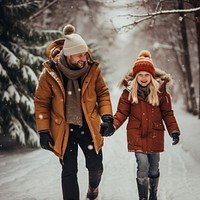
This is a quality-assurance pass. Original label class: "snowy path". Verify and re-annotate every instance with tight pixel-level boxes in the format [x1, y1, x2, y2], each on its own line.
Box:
[0, 100, 200, 200]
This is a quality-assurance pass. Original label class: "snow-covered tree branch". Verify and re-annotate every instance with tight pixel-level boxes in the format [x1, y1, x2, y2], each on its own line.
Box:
[116, 6, 200, 31]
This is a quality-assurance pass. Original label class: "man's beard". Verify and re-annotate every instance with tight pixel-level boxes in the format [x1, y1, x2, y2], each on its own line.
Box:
[68, 56, 86, 70]
[69, 61, 85, 70]
[76, 61, 85, 68]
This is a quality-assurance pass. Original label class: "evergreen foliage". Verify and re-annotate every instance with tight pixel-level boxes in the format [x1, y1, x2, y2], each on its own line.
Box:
[0, 0, 62, 149]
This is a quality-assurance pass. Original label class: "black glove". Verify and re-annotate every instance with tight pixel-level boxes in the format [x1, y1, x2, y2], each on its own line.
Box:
[39, 130, 54, 151]
[100, 115, 115, 137]
[171, 132, 180, 145]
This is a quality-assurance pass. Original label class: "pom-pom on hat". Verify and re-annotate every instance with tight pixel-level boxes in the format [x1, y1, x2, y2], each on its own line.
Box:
[63, 24, 88, 56]
[132, 50, 155, 78]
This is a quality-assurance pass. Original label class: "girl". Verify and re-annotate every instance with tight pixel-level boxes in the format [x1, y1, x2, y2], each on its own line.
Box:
[113, 50, 180, 200]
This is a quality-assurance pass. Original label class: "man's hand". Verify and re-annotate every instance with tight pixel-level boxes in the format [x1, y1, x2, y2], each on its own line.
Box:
[39, 130, 55, 151]
[100, 115, 115, 137]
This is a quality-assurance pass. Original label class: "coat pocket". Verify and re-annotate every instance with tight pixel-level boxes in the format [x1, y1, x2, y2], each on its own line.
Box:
[127, 120, 141, 129]
[127, 120, 142, 149]
[127, 129, 142, 149]
[152, 122, 165, 152]
[153, 122, 165, 131]
[50, 112, 63, 139]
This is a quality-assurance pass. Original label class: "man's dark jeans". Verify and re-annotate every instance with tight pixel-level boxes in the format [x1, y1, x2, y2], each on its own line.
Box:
[60, 123, 103, 200]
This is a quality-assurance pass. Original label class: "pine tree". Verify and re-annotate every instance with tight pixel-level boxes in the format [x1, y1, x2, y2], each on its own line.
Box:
[0, 0, 62, 149]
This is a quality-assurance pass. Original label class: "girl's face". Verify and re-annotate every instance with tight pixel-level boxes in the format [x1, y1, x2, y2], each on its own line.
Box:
[137, 71, 151, 87]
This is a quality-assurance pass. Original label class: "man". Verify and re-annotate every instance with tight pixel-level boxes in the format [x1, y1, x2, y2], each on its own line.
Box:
[34, 24, 115, 200]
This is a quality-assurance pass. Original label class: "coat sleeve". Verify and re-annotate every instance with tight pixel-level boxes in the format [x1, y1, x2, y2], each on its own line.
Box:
[159, 92, 180, 135]
[34, 70, 52, 131]
[95, 67, 113, 116]
[114, 89, 131, 129]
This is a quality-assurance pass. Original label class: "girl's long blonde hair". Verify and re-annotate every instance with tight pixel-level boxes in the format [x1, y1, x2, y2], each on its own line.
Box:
[128, 74, 160, 106]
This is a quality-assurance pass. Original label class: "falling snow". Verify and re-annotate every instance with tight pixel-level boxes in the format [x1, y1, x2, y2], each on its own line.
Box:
[81, 131, 85, 135]
[87, 145, 94, 150]
[38, 114, 43, 119]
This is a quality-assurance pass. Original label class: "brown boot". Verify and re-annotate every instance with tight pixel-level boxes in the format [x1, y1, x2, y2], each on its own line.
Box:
[86, 185, 99, 200]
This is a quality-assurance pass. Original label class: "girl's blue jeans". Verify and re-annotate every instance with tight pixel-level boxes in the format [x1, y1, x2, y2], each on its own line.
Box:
[135, 152, 160, 178]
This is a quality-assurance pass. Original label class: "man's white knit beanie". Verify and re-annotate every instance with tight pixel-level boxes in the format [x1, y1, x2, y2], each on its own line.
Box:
[63, 24, 88, 56]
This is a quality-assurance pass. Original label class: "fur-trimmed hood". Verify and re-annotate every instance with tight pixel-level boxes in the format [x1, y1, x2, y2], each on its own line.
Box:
[155, 67, 173, 85]
[119, 67, 173, 91]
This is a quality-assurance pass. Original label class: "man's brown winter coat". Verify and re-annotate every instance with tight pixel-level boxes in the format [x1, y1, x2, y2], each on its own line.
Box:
[114, 68, 180, 153]
[34, 39, 113, 159]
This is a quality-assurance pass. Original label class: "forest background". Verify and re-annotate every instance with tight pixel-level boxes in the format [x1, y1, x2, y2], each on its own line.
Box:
[0, 0, 200, 149]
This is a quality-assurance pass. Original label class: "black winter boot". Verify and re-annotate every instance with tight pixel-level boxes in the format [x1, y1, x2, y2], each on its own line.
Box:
[149, 177, 159, 200]
[86, 186, 99, 200]
[86, 169, 103, 200]
[136, 177, 148, 200]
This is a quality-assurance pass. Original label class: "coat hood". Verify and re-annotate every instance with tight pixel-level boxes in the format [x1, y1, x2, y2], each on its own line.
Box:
[45, 38, 65, 63]
[119, 67, 173, 91]
[155, 67, 173, 85]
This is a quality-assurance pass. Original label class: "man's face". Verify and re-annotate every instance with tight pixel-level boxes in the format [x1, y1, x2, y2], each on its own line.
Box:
[67, 52, 87, 69]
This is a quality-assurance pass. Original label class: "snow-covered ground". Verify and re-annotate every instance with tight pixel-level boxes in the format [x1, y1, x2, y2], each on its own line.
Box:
[0, 89, 200, 200]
